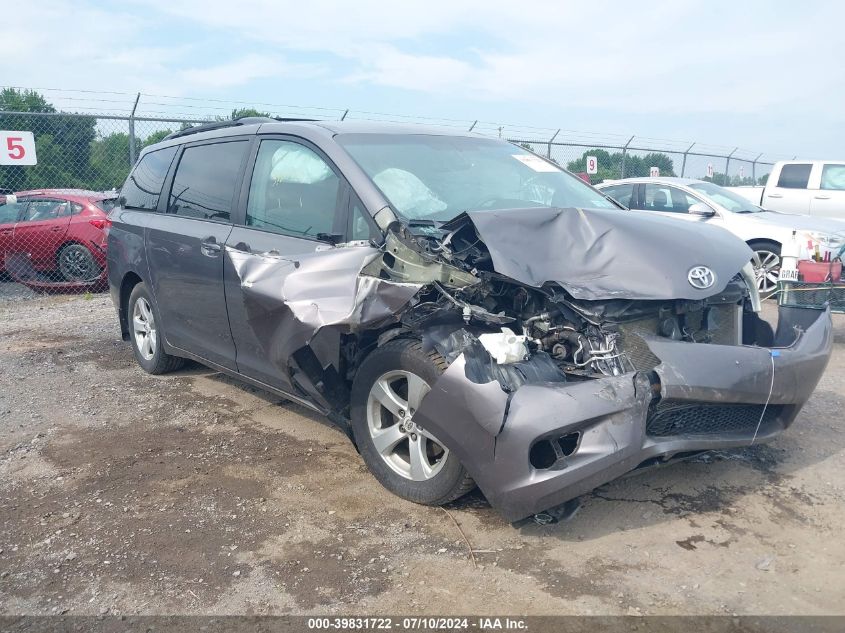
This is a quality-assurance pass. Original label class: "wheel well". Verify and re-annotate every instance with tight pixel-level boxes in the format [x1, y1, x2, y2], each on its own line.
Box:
[344, 327, 415, 373]
[119, 272, 143, 340]
[746, 239, 782, 252]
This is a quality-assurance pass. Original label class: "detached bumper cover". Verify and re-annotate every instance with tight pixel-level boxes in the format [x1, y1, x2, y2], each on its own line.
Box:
[414, 306, 832, 522]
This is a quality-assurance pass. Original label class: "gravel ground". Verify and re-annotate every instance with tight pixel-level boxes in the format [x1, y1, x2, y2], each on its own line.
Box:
[1, 281, 844, 616]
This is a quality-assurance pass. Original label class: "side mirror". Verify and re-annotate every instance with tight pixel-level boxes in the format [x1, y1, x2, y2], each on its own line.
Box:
[688, 202, 715, 217]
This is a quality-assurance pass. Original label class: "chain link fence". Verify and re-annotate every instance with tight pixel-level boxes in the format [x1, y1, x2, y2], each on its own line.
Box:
[513, 138, 774, 186]
[1, 91, 790, 297]
[0, 110, 203, 297]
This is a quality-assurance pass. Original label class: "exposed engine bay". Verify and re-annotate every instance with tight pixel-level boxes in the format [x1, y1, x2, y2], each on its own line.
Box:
[363, 214, 766, 385]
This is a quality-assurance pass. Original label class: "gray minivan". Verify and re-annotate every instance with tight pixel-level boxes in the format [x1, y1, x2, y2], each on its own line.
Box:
[108, 119, 831, 523]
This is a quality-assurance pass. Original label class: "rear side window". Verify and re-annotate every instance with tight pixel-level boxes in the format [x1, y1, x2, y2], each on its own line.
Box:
[21, 199, 71, 221]
[601, 184, 635, 207]
[776, 164, 812, 189]
[121, 147, 177, 210]
[167, 141, 248, 221]
[821, 164, 845, 191]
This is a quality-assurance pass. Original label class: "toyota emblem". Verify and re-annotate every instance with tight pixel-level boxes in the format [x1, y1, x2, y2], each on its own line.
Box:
[688, 265, 716, 289]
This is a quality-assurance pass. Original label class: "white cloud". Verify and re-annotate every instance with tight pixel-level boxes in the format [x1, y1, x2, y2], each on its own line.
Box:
[2, 0, 843, 140]
[180, 54, 321, 89]
[128, 0, 845, 118]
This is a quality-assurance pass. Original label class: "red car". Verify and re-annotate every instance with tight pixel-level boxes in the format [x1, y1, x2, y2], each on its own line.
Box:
[0, 189, 116, 285]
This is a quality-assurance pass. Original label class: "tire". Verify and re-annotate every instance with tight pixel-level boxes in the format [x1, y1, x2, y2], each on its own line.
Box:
[350, 338, 475, 506]
[127, 282, 184, 375]
[748, 240, 781, 294]
[57, 243, 100, 282]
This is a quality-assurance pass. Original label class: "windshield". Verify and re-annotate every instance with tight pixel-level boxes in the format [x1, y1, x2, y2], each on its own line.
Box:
[688, 181, 763, 213]
[337, 134, 618, 222]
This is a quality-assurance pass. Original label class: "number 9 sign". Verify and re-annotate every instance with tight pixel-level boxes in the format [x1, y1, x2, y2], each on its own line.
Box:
[0, 131, 37, 166]
[586, 155, 598, 175]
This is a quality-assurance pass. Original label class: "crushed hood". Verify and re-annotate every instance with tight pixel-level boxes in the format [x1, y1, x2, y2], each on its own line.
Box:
[465, 207, 754, 301]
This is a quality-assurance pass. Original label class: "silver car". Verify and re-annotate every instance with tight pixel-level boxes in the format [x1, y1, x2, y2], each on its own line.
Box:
[598, 177, 845, 293]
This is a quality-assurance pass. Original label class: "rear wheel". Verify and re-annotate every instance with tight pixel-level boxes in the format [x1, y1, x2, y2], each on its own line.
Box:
[350, 339, 474, 505]
[749, 240, 781, 294]
[128, 282, 184, 374]
[57, 243, 100, 282]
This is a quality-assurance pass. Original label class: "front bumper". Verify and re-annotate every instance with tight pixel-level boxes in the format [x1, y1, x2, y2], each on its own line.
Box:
[414, 305, 832, 522]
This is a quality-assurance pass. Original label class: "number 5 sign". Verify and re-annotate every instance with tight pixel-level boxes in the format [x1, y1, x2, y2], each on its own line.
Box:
[0, 131, 37, 166]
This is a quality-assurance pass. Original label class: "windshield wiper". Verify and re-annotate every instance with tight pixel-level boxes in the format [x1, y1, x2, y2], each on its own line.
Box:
[406, 218, 441, 227]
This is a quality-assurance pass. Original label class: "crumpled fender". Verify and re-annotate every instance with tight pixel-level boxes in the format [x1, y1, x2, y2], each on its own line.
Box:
[226, 245, 423, 409]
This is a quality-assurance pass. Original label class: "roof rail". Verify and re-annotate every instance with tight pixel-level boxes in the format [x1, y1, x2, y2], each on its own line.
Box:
[161, 116, 318, 142]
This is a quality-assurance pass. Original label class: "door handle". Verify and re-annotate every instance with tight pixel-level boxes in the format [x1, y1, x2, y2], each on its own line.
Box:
[200, 237, 222, 257]
[814, 195, 831, 200]
[50, 226, 63, 232]
[767, 194, 783, 198]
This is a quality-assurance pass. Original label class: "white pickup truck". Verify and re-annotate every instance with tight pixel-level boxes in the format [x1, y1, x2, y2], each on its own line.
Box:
[728, 160, 845, 217]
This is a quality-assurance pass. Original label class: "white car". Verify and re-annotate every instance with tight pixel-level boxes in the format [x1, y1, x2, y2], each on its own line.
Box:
[597, 177, 845, 293]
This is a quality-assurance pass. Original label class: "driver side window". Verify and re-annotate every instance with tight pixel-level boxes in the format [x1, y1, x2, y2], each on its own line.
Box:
[246, 140, 341, 239]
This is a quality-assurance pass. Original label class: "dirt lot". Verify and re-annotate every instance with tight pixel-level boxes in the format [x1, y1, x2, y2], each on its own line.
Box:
[1, 284, 844, 616]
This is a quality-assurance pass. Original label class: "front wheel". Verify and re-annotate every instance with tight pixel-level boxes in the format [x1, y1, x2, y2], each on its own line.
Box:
[350, 339, 475, 506]
[749, 241, 781, 294]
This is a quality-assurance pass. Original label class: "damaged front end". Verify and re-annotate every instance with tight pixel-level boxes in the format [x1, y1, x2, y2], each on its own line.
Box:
[228, 205, 833, 523]
[351, 207, 832, 522]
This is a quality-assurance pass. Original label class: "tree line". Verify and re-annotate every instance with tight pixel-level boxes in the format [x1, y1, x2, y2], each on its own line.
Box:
[0, 88, 183, 192]
[565, 148, 768, 186]
[0, 89, 273, 193]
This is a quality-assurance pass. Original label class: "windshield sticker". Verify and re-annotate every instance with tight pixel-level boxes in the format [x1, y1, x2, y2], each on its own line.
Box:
[512, 154, 560, 173]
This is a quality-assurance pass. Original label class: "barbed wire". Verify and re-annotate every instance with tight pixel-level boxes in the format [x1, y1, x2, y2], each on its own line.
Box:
[0, 85, 796, 162]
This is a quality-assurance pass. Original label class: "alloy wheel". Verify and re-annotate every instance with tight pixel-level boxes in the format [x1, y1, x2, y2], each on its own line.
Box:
[751, 249, 780, 294]
[58, 245, 98, 281]
[365, 370, 448, 481]
[132, 297, 157, 361]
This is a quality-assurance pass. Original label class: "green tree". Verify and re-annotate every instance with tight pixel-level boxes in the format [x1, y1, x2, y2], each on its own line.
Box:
[640, 152, 676, 178]
[703, 172, 766, 187]
[89, 132, 131, 190]
[566, 149, 676, 184]
[230, 107, 272, 119]
[142, 128, 174, 148]
[211, 107, 273, 123]
[0, 88, 97, 190]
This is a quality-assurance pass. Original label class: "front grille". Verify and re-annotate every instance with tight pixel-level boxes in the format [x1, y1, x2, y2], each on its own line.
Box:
[617, 305, 742, 371]
[684, 304, 741, 346]
[617, 318, 662, 371]
[646, 400, 784, 437]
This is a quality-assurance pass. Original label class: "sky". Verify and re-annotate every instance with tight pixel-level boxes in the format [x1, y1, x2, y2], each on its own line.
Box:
[1, 0, 843, 160]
